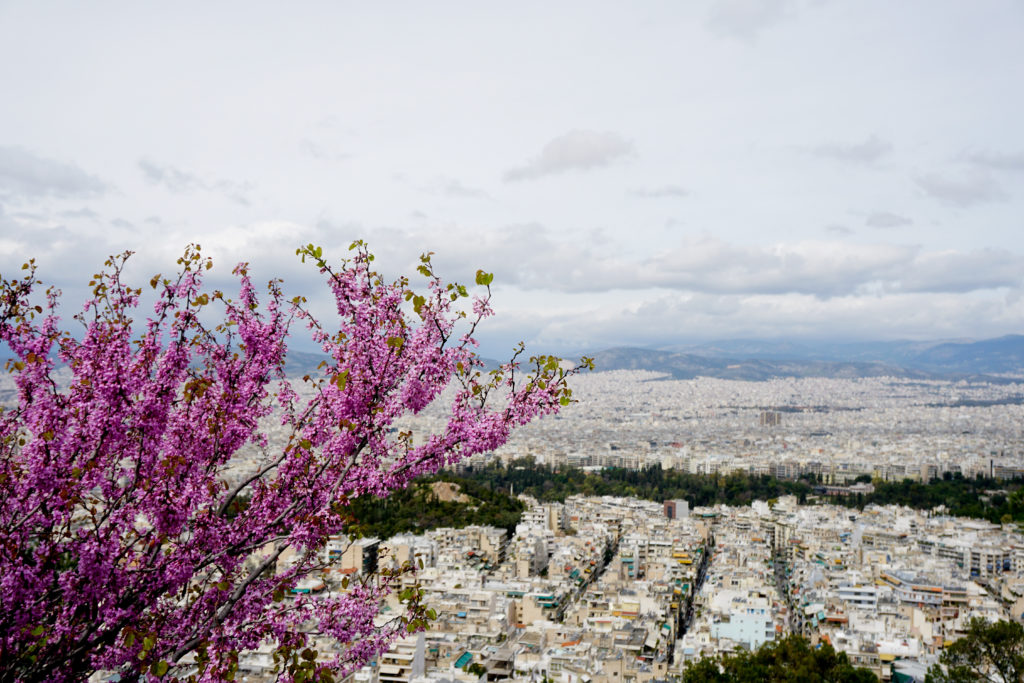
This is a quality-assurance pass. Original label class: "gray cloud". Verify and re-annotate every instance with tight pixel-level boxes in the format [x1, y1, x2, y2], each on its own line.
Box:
[441, 179, 491, 200]
[865, 212, 912, 229]
[528, 288, 1024, 352]
[298, 138, 350, 162]
[895, 248, 1023, 293]
[964, 150, 1024, 172]
[353, 225, 1021, 300]
[138, 158, 253, 205]
[0, 208, 109, 288]
[59, 207, 100, 220]
[138, 158, 207, 193]
[504, 130, 633, 182]
[641, 239, 916, 297]
[811, 135, 892, 164]
[915, 171, 1005, 207]
[707, 0, 792, 41]
[631, 185, 689, 199]
[6, 212, 1023, 356]
[639, 241, 1021, 297]
[10, 213, 1018, 305]
[0, 145, 107, 200]
[825, 224, 853, 235]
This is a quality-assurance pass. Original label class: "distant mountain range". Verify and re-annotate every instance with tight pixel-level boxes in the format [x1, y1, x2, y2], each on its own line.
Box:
[10, 336, 1021, 389]
[281, 335, 1024, 381]
[586, 335, 1024, 381]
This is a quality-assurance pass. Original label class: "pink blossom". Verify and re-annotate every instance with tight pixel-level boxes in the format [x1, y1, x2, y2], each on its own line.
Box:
[0, 245, 590, 682]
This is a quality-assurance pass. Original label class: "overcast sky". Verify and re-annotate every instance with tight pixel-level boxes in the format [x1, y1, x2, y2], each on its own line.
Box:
[1, 1, 1023, 356]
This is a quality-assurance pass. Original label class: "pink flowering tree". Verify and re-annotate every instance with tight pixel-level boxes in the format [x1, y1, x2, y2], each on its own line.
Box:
[0, 243, 590, 683]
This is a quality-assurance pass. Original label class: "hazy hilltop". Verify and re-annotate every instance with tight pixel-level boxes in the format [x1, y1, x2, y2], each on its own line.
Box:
[587, 335, 1024, 381]
[586, 347, 926, 382]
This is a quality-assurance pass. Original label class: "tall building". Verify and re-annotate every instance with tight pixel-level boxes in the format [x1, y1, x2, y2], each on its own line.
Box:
[664, 499, 689, 519]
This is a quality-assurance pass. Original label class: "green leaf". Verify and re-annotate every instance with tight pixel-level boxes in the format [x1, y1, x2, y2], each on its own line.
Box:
[152, 660, 169, 676]
[475, 270, 493, 286]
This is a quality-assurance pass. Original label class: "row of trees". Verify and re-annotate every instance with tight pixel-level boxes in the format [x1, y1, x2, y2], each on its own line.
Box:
[316, 464, 1024, 543]
[455, 458, 813, 505]
[831, 473, 1024, 524]
[681, 635, 876, 682]
[345, 476, 526, 538]
[449, 460, 1024, 525]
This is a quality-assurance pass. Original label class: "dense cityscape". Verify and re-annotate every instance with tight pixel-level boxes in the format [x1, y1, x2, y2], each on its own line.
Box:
[458, 370, 1024, 482]
[212, 369, 1024, 681]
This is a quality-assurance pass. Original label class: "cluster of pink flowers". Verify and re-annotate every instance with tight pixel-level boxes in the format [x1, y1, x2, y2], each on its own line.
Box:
[0, 244, 589, 682]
